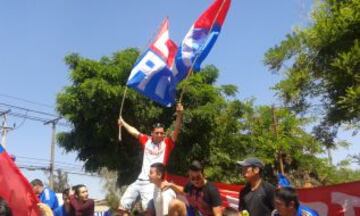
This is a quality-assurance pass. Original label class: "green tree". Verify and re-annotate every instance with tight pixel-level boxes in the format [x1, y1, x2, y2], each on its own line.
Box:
[238, 105, 327, 186]
[57, 48, 356, 187]
[264, 0, 360, 128]
[56, 48, 248, 185]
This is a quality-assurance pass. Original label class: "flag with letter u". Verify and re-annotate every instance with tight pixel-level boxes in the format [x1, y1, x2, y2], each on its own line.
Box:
[0, 144, 41, 216]
[127, 18, 178, 107]
[174, 0, 231, 82]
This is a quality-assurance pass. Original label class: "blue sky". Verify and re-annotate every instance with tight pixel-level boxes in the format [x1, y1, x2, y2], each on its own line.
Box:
[0, 0, 358, 199]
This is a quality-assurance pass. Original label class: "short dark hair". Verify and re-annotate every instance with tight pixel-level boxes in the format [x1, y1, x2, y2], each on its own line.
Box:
[30, 179, 44, 187]
[189, 160, 204, 173]
[150, 162, 166, 180]
[152, 123, 165, 130]
[275, 187, 300, 210]
[72, 184, 86, 196]
[0, 197, 12, 216]
[223, 207, 239, 216]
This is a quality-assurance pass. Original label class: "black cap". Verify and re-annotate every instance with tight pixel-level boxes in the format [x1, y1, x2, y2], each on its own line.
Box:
[189, 160, 203, 172]
[236, 157, 264, 168]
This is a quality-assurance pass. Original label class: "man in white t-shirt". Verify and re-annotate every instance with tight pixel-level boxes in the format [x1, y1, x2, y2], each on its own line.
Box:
[149, 162, 176, 216]
[117, 103, 183, 215]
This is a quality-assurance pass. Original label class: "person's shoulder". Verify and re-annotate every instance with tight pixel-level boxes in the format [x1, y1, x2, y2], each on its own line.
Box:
[45, 187, 57, 195]
[87, 198, 95, 204]
[163, 188, 176, 198]
[299, 205, 319, 216]
[270, 209, 280, 216]
[240, 183, 251, 193]
[204, 181, 218, 190]
[261, 181, 276, 190]
[53, 206, 63, 214]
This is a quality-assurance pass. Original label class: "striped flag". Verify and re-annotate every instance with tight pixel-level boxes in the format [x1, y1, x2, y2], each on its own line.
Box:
[127, 18, 178, 107]
[174, 0, 231, 81]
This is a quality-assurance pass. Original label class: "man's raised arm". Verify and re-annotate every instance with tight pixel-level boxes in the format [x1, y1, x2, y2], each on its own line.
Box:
[171, 103, 184, 142]
[118, 117, 141, 139]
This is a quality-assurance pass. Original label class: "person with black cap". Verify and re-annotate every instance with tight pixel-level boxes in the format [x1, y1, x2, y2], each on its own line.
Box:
[237, 157, 276, 216]
[164, 160, 222, 216]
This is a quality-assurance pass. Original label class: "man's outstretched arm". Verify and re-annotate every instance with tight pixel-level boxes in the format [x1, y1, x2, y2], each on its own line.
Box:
[171, 103, 184, 142]
[118, 117, 141, 139]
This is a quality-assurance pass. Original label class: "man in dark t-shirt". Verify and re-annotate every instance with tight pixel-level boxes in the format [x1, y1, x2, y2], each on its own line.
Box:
[165, 160, 222, 216]
[237, 157, 276, 216]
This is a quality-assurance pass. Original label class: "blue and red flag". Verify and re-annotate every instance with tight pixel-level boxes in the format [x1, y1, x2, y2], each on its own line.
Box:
[0, 144, 41, 216]
[174, 0, 231, 81]
[127, 18, 178, 107]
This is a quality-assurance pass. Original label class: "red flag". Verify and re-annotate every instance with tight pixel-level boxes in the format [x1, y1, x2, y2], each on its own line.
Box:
[0, 144, 41, 216]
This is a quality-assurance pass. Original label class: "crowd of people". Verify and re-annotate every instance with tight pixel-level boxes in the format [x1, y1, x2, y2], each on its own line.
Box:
[1, 103, 320, 216]
[33, 180, 94, 216]
[114, 103, 319, 216]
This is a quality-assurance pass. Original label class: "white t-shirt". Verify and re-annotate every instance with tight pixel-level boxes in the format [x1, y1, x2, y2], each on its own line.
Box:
[153, 186, 176, 216]
[137, 134, 174, 180]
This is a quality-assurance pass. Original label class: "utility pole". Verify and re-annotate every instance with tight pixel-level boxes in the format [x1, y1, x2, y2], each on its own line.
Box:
[44, 117, 61, 189]
[0, 110, 13, 149]
[272, 105, 285, 175]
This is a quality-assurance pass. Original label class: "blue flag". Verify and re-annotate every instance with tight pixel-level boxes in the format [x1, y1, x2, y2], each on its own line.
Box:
[127, 18, 178, 107]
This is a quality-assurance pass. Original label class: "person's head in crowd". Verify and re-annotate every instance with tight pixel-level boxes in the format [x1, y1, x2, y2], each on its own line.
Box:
[151, 123, 165, 144]
[37, 203, 53, 216]
[274, 187, 300, 216]
[0, 197, 12, 216]
[223, 207, 239, 216]
[62, 188, 71, 207]
[188, 160, 206, 188]
[237, 157, 264, 183]
[31, 179, 45, 196]
[73, 184, 89, 202]
[149, 162, 166, 185]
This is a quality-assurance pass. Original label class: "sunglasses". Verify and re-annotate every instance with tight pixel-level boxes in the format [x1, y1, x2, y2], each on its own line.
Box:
[190, 175, 202, 181]
[153, 132, 164, 135]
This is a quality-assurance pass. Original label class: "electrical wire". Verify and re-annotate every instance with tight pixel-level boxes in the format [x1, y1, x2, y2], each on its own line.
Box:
[0, 93, 54, 109]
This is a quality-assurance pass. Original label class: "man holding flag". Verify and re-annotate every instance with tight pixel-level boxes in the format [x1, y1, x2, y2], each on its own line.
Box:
[117, 103, 183, 214]
[119, 0, 231, 212]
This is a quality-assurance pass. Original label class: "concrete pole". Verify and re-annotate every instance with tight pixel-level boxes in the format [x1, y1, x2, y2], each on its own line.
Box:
[0, 110, 12, 149]
[44, 117, 61, 189]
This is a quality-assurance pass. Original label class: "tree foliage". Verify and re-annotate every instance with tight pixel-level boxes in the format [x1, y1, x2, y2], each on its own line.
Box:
[264, 0, 360, 128]
[57, 48, 358, 187]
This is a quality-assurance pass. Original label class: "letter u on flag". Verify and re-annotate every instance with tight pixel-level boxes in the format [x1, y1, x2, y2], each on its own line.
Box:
[127, 18, 178, 107]
[0, 144, 41, 216]
[174, 0, 231, 82]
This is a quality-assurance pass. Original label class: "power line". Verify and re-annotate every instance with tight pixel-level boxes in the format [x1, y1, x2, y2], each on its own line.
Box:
[0, 102, 58, 117]
[17, 164, 101, 177]
[0, 108, 71, 128]
[0, 93, 54, 109]
[15, 159, 83, 171]
[15, 155, 82, 167]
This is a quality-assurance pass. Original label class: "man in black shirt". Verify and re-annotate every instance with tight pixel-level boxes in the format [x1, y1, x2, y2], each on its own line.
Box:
[237, 157, 276, 216]
[165, 160, 222, 216]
